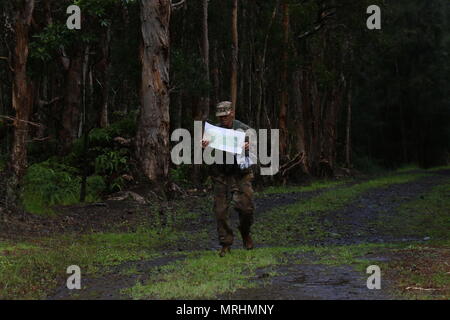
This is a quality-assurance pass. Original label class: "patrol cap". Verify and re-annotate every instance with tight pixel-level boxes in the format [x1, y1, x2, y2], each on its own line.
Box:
[215, 101, 233, 117]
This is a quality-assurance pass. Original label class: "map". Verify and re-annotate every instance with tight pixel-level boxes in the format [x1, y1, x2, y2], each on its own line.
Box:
[203, 122, 246, 155]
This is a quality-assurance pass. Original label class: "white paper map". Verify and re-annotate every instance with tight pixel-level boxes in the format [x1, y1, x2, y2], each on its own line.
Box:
[203, 122, 246, 155]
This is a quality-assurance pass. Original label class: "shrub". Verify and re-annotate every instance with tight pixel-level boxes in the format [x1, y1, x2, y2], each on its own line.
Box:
[170, 165, 190, 185]
[22, 161, 103, 215]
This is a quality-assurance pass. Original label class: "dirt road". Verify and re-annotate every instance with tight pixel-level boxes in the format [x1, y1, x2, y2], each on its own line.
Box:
[45, 169, 450, 300]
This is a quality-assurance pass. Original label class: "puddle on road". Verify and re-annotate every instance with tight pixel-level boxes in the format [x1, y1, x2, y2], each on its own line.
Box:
[219, 262, 395, 300]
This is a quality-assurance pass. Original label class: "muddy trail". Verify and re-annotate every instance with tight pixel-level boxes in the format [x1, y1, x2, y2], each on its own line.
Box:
[46, 169, 449, 300]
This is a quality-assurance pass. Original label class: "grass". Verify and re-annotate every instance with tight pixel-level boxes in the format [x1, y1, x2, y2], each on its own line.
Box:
[1, 169, 446, 300]
[22, 191, 100, 216]
[309, 243, 394, 269]
[253, 172, 429, 245]
[394, 164, 421, 173]
[379, 179, 450, 239]
[382, 241, 450, 299]
[258, 179, 348, 196]
[0, 226, 187, 299]
[427, 165, 450, 172]
[124, 241, 449, 300]
[125, 247, 294, 300]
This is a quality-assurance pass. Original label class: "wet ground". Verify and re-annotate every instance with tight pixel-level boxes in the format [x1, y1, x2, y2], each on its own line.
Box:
[219, 262, 392, 300]
[49, 254, 185, 300]
[44, 169, 450, 300]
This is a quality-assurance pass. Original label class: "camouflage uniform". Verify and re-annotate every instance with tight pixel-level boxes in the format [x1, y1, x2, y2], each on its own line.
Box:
[210, 119, 256, 247]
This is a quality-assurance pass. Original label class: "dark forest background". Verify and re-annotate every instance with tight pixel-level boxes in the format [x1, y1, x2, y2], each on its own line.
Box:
[0, 0, 449, 213]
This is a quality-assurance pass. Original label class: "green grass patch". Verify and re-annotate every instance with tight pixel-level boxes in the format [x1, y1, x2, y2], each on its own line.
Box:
[124, 247, 295, 300]
[394, 164, 421, 173]
[253, 173, 429, 245]
[379, 179, 450, 240]
[309, 243, 398, 272]
[258, 179, 348, 196]
[119, 265, 142, 277]
[427, 165, 450, 172]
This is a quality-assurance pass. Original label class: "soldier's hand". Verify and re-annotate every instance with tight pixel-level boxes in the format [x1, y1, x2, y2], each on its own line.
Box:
[202, 140, 210, 148]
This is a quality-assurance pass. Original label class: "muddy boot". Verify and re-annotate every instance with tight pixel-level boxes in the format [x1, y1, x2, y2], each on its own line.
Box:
[219, 245, 231, 257]
[242, 234, 254, 250]
[239, 225, 254, 250]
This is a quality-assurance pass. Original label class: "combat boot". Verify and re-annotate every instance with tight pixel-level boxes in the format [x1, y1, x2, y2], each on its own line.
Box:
[242, 233, 254, 250]
[219, 245, 231, 257]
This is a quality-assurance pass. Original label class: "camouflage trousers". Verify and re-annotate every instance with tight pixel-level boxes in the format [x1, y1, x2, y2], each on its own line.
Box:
[212, 172, 255, 246]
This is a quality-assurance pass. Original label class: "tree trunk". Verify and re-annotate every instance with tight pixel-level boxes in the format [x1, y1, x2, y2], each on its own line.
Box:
[60, 55, 82, 153]
[230, 0, 238, 110]
[345, 80, 352, 168]
[7, 0, 35, 205]
[293, 69, 310, 174]
[135, 0, 171, 185]
[200, 0, 210, 120]
[98, 26, 111, 128]
[256, 0, 279, 129]
[211, 40, 220, 106]
[279, 1, 289, 158]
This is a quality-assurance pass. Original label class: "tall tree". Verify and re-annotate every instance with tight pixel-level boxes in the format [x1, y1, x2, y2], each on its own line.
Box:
[7, 0, 35, 205]
[230, 0, 238, 109]
[279, 0, 289, 158]
[135, 0, 171, 185]
[200, 0, 210, 121]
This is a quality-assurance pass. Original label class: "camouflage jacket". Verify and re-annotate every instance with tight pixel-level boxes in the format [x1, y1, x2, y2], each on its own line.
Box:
[209, 120, 256, 176]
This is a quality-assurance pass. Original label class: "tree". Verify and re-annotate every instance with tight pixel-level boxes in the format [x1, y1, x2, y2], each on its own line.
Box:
[135, 0, 171, 185]
[230, 0, 238, 109]
[278, 0, 289, 159]
[6, 0, 36, 205]
[200, 0, 210, 121]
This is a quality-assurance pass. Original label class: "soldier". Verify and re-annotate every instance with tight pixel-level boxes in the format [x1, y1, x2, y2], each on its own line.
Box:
[202, 101, 256, 257]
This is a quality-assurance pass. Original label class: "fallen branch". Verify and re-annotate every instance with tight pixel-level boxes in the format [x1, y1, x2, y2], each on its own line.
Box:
[38, 96, 61, 107]
[0, 115, 43, 128]
[280, 152, 308, 176]
[405, 286, 440, 291]
[26, 136, 51, 142]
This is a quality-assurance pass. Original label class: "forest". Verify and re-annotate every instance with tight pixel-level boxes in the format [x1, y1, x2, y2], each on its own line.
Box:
[0, 0, 449, 301]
